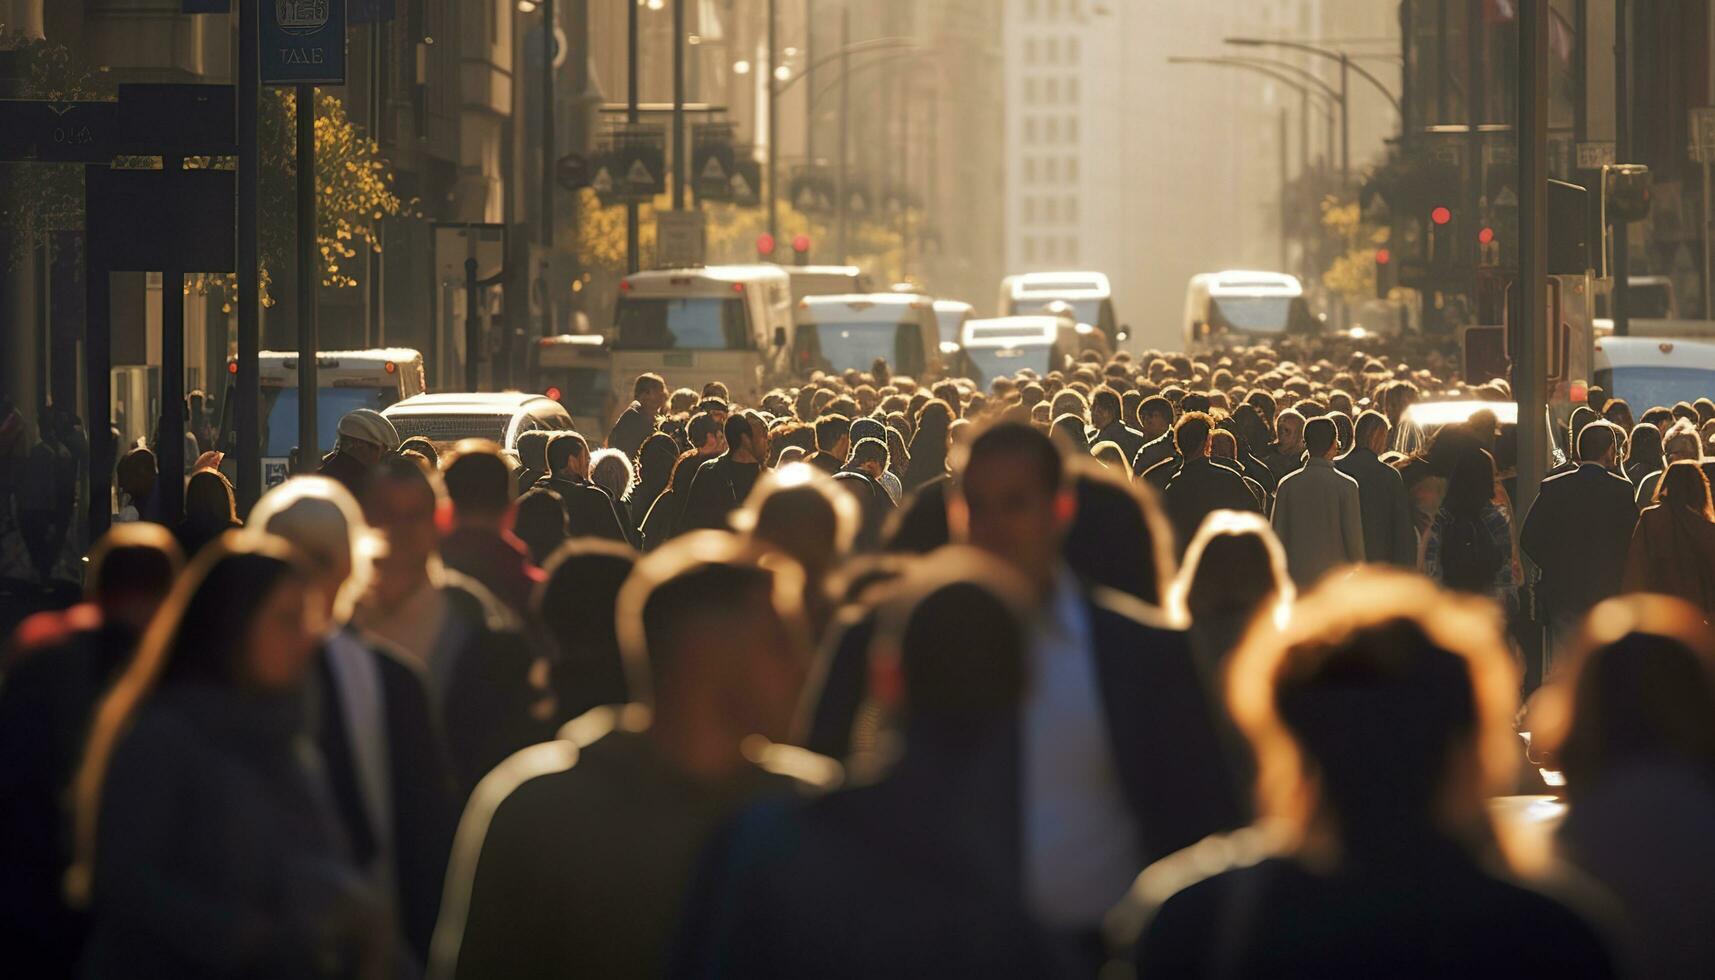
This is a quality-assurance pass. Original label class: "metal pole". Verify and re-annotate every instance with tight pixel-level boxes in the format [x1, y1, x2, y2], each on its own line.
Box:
[296, 85, 319, 471]
[1280, 108, 1290, 271]
[1339, 51, 1350, 183]
[672, 0, 685, 210]
[624, 0, 637, 274]
[1518, 0, 1549, 590]
[543, 0, 557, 336]
[836, 2, 850, 261]
[805, 0, 816, 167]
[1400, 0, 1413, 148]
[465, 257, 481, 390]
[369, 21, 385, 346]
[767, 0, 779, 250]
[1614, 0, 1631, 337]
[1299, 85, 1309, 173]
[160, 157, 186, 524]
[237, 0, 261, 513]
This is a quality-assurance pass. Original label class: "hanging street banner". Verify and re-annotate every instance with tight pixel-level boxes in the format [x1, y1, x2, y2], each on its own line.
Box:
[790, 166, 836, 216]
[591, 124, 666, 204]
[729, 156, 762, 208]
[261, 0, 349, 87]
[692, 123, 736, 202]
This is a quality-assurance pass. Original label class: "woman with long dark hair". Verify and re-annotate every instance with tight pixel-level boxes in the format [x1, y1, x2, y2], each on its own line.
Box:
[174, 468, 241, 558]
[1623, 460, 1715, 612]
[1625, 422, 1666, 488]
[1424, 447, 1517, 608]
[69, 534, 389, 978]
[626, 432, 680, 528]
[903, 399, 954, 493]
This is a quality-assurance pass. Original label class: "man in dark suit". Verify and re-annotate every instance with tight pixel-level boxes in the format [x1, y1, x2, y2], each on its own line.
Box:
[1160, 413, 1265, 556]
[607, 372, 668, 459]
[1520, 422, 1638, 669]
[948, 422, 1245, 967]
[1129, 396, 1177, 477]
[533, 432, 631, 543]
[1337, 410, 1419, 567]
[1091, 387, 1146, 462]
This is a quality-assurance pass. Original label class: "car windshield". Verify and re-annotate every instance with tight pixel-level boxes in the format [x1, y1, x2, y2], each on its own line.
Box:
[614, 296, 751, 350]
[1210, 296, 1295, 332]
[1596, 366, 1715, 413]
[262, 386, 398, 457]
[934, 311, 967, 345]
[966, 344, 1052, 386]
[796, 321, 925, 376]
[1019, 298, 1100, 325]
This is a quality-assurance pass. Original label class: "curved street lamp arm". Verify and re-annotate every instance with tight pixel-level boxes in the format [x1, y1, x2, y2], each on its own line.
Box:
[1224, 37, 1402, 114]
[1166, 56, 1340, 109]
[772, 37, 924, 97]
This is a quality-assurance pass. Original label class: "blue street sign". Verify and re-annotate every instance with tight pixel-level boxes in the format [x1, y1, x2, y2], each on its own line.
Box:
[261, 0, 348, 86]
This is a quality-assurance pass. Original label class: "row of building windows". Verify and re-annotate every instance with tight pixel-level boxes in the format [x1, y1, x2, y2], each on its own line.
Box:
[1021, 196, 1080, 224]
[1021, 0, 1083, 20]
[1021, 156, 1080, 183]
[1022, 36, 1082, 66]
[1022, 75, 1080, 106]
[1021, 235, 1080, 263]
[1021, 115, 1081, 144]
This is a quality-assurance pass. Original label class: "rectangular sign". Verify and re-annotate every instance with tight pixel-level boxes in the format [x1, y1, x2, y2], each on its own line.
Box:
[261, 0, 348, 86]
[0, 100, 118, 162]
[1576, 140, 1616, 170]
[656, 210, 706, 268]
[86, 167, 237, 273]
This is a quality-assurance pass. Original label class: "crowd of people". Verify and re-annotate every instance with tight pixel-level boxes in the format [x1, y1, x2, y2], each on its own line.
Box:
[4, 339, 1715, 978]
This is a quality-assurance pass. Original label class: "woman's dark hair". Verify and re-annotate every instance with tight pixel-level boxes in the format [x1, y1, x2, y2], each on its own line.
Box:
[1443, 447, 1497, 518]
[884, 475, 951, 554]
[632, 432, 680, 503]
[894, 576, 1028, 729]
[1656, 459, 1715, 519]
[183, 469, 238, 527]
[1066, 467, 1172, 605]
[1627, 423, 1664, 478]
[513, 487, 568, 566]
[1182, 516, 1288, 623]
[536, 540, 638, 721]
[1051, 413, 1091, 454]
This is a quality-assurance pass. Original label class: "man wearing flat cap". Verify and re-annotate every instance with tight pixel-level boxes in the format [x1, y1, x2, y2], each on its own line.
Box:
[321, 408, 401, 497]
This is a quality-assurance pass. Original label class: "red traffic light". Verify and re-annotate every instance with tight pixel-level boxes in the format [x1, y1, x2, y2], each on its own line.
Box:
[1430, 205, 1453, 226]
[1375, 247, 1391, 266]
[792, 234, 811, 254]
[1478, 226, 1496, 245]
[756, 233, 777, 257]
[545, 386, 562, 402]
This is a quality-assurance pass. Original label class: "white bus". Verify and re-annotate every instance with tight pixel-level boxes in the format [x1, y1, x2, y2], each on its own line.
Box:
[794, 294, 943, 381]
[959, 316, 1081, 388]
[532, 334, 616, 440]
[997, 271, 1120, 347]
[785, 265, 872, 305]
[1594, 336, 1715, 411]
[1183, 270, 1319, 349]
[609, 265, 794, 405]
[222, 348, 426, 487]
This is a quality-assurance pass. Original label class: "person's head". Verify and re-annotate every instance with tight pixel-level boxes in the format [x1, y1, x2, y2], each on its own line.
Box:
[849, 437, 890, 481]
[361, 455, 444, 586]
[1576, 419, 1619, 468]
[442, 440, 515, 527]
[1627, 422, 1664, 472]
[547, 431, 591, 479]
[1229, 570, 1518, 858]
[633, 372, 669, 415]
[84, 523, 184, 638]
[615, 531, 810, 748]
[1065, 464, 1173, 606]
[1444, 447, 1498, 517]
[589, 448, 634, 500]
[702, 381, 730, 402]
[912, 399, 955, 453]
[116, 446, 158, 502]
[513, 487, 568, 565]
[1663, 418, 1703, 464]
[1303, 417, 1338, 460]
[814, 413, 852, 458]
[635, 432, 681, 488]
[688, 411, 725, 456]
[1174, 411, 1214, 459]
[335, 409, 400, 466]
[950, 422, 1070, 597]
[1090, 387, 1123, 430]
[1536, 595, 1715, 799]
[1654, 459, 1715, 518]
[514, 429, 552, 475]
[1642, 405, 1675, 433]
[1353, 410, 1391, 455]
[668, 387, 699, 415]
[1466, 409, 1499, 449]
[1174, 510, 1293, 627]
[1275, 408, 1306, 452]
[397, 436, 440, 470]
[250, 476, 372, 623]
[183, 469, 237, 528]
[1604, 397, 1635, 431]
[1050, 413, 1090, 455]
[723, 411, 758, 462]
[1208, 428, 1238, 461]
[536, 539, 638, 717]
[737, 463, 858, 583]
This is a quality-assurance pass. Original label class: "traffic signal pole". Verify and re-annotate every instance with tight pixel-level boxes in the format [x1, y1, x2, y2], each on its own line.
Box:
[1614, 0, 1631, 337]
[626, 0, 640, 274]
[1517, 0, 1549, 525]
[237, 0, 261, 514]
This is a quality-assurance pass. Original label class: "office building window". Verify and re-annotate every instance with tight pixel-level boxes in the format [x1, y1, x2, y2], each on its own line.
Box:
[1045, 157, 1059, 180]
[1023, 237, 1037, 261]
[1066, 77, 1079, 102]
[1064, 238, 1079, 261]
[1024, 157, 1038, 182]
[1024, 39, 1038, 64]
[1024, 117, 1038, 143]
[1024, 77, 1038, 103]
[1045, 197, 1058, 221]
[1045, 37, 1059, 64]
[1045, 236, 1060, 260]
[1067, 37, 1080, 63]
[1067, 117, 1079, 141]
[1025, 0, 1039, 17]
[1067, 157, 1079, 180]
[1045, 117, 1059, 141]
[1066, 197, 1078, 222]
[1023, 197, 1037, 222]
[1045, 77, 1059, 103]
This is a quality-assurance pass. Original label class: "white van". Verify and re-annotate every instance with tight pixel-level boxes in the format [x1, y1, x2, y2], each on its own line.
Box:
[1183, 270, 1318, 349]
[382, 392, 573, 454]
[959, 316, 1080, 388]
[1594, 336, 1715, 411]
[785, 265, 872, 304]
[532, 334, 616, 440]
[222, 348, 426, 487]
[609, 265, 793, 405]
[794, 294, 943, 381]
[997, 271, 1120, 346]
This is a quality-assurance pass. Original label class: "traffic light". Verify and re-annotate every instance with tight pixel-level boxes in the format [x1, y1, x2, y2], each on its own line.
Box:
[1375, 246, 1394, 300]
[755, 232, 776, 259]
[1602, 164, 1651, 224]
[791, 234, 811, 266]
[1428, 203, 1459, 271]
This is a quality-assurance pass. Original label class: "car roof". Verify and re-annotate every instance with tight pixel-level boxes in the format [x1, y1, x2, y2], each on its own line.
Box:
[256, 348, 424, 363]
[625, 264, 788, 284]
[384, 392, 559, 414]
[1399, 399, 1519, 427]
[933, 299, 974, 314]
[801, 293, 930, 308]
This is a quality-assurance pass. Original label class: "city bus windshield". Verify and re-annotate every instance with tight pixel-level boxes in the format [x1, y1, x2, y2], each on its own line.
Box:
[965, 344, 1052, 387]
[262, 386, 399, 457]
[614, 297, 751, 350]
[795, 321, 925, 376]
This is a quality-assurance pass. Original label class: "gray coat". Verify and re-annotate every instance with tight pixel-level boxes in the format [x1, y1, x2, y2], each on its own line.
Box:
[1336, 448, 1419, 567]
[1271, 458, 1366, 585]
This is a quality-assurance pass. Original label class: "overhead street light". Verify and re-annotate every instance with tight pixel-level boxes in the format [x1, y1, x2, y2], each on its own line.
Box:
[1225, 36, 1404, 184]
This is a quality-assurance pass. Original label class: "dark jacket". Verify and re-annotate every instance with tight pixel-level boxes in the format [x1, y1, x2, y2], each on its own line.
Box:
[439, 526, 541, 617]
[533, 473, 630, 544]
[314, 632, 461, 962]
[1336, 447, 1419, 567]
[318, 448, 372, 498]
[606, 403, 657, 460]
[1161, 457, 1266, 555]
[1131, 430, 1176, 477]
[1520, 463, 1637, 620]
[1622, 504, 1715, 612]
[678, 454, 763, 534]
[1095, 420, 1147, 463]
[1261, 444, 1305, 485]
[82, 684, 384, 979]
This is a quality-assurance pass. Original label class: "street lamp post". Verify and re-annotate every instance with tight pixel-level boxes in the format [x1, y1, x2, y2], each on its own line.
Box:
[767, 0, 779, 252]
[1225, 36, 1405, 185]
[627, 0, 639, 274]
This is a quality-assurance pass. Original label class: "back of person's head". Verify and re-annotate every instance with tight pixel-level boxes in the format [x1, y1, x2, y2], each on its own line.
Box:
[686, 411, 722, 451]
[959, 420, 1064, 495]
[1091, 387, 1122, 422]
[633, 372, 666, 400]
[1628, 422, 1664, 467]
[1139, 395, 1173, 429]
[723, 412, 753, 453]
[884, 476, 952, 554]
[1353, 409, 1389, 450]
[442, 440, 514, 518]
[702, 381, 730, 401]
[514, 429, 552, 474]
[84, 523, 184, 634]
[1655, 459, 1715, 517]
[536, 539, 638, 717]
[1174, 412, 1213, 457]
[1663, 418, 1703, 462]
[1444, 447, 1497, 517]
[1051, 413, 1090, 453]
[1303, 416, 1338, 457]
[589, 448, 634, 499]
[1181, 392, 1212, 415]
[1228, 570, 1517, 854]
[248, 475, 372, 621]
[513, 487, 568, 564]
[815, 413, 852, 453]
[1541, 595, 1715, 797]
[850, 437, 889, 470]
[735, 463, 857, 578]
[1577, 419, 1618, 463]
[183, 469, 237, 526]
[546, 431, 590, 473]
[397, 436, 439, 470]
[1175, 510, 1292, 625]
[1066, 464, 1173, 605]
[116, 446, 158, 499]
